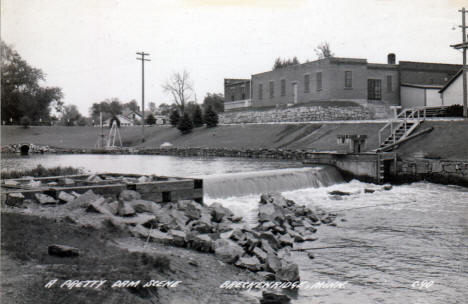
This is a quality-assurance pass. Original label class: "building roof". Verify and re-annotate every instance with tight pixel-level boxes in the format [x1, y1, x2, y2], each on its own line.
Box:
[399, 61, 461, 72]
[439, 68, 463, 93]
[401, 83, 444, 89]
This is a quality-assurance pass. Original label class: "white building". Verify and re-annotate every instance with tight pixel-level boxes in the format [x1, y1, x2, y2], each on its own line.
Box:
[400, 84, 443, 108]
[439, 69, 466, 106]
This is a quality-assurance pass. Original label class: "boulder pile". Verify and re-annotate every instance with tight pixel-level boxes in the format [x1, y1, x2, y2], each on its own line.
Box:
[4, 189, 336, 283]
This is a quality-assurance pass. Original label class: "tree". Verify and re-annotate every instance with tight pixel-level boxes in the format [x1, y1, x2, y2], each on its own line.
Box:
[169, 110, 180, 127]
[314, 42, 334, 59]
[192, 104, 204, 127]
[177, 113, 193, 134]
[61, 104, 83, 126]
[1, 41, 63, 123]
[272, 56, 300, 70]
[146, 113, 156, 125]
[123, 99, 139, 112]
[20, 116, 31, 128]
[148, 102, 157, 114]
[203, 93, 224, 113]
[158, 103, 177, 116]
[204, 105, 218, 128]
[162, 70, 194, 115]
[89, 98, 123, 121]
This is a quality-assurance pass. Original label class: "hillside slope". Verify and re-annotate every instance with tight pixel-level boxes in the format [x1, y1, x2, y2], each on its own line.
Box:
[1, 120, 467, 159]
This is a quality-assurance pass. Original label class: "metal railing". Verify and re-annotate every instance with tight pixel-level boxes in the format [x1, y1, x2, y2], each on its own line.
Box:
[378, 107, 426, 147]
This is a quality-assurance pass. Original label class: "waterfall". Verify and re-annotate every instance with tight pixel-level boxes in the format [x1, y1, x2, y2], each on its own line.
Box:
[203, 166, 344, 198]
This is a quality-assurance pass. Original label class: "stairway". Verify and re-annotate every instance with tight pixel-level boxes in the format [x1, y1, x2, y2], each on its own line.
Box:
[377, 108, 425, 152]
[379, 121, 417, 148]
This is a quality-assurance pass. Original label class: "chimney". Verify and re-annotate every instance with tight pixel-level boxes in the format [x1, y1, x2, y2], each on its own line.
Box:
[387, 53, 396, 65]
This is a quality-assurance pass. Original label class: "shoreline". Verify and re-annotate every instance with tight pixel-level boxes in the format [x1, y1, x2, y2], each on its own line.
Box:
[2, 146, 467, 188]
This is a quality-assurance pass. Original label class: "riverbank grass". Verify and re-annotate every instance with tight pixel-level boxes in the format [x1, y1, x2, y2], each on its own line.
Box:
[1, 165, 83, 179]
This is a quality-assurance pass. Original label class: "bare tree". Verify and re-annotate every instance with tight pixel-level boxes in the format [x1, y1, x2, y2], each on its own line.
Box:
[314, 42, 334, 59]
[162, 70, 194, 115]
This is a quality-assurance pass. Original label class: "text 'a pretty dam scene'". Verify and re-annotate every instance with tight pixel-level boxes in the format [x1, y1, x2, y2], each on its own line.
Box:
[1, 1, 467, 304]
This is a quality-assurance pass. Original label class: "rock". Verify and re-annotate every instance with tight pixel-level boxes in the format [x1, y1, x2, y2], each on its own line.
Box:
[259, 231, 280, 250]
[169, 230, 186, 247]
[328, 190, 351, 196]
[119, 190, 141, 201]
[58, 191, 76, 203]
[235, 255, 261, 271]
[137, 176, 149, 183]
[48, 244, 79, 257]
[261, 221, 276, 230]
[257, 271, 276, 281]
[229, 229, 246, 242]
[62, 178, 75, 185]
[86, 174, 103, 182]
[260, 291, 291, 304]
[4, 180, 19, 186]
[184, 201, 202, 220]
[188, 259, 198, 266]
[111, 213, 155, 226]
[215, 222, 233, 233]
[130, 225, 173, 244]
[107, 200, 119, 215]
[27, 180, 42, 188]
[67, 190, 100, 208]
[6, 192, 24, 207]
[35, 193, 57, 205]
[279, 234, 294, 247]
[253, 247, 268, 263]
[209, 202, 234, 222]
[128, 199, 159, 213]
[276, 262, 300, 282]
[47, 182, 58, 186]
[382, 185, 393, 191]
[260, 193, 289, 208]
[231, 216, 243, 223]
[189, 234, 213, 253]
[364, 188, 375, 193]
[261, 239, 276, 255]
[329, 195, 344, 201]
[215, 244, 244, 263]
[307, 252, 315, 259]
[266, 254, 282, 273]
[117, 200, 136, 217]
[169, 209, 189, 230]
[86, 197, 113, 215]
[212, 238, 231, 250]
[258, 203, 284, 224]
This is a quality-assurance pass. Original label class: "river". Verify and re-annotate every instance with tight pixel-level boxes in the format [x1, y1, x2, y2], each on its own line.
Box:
[2, 154, 467, 304]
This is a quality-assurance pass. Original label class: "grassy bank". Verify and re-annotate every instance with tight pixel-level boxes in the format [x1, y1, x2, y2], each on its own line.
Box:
[2, 120, 467, 160]
[1, 165, 82, 179]
[1, 212, 258, 304]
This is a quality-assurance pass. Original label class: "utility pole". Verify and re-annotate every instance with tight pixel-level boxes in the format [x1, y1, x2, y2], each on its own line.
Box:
[452, 8, 468, 117]
[136, 51, 151, 142]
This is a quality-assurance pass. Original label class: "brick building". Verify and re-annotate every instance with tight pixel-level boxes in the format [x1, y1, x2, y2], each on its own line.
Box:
[223, 79, 251, 111]
[224, 54, 460, 111]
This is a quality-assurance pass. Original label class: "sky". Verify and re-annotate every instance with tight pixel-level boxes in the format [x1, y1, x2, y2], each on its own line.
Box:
[1, 0, 466, 116]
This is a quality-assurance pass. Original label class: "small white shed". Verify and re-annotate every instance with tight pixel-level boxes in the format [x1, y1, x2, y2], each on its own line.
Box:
[439, 69, 466, 106]
[400, 83, 443, 109]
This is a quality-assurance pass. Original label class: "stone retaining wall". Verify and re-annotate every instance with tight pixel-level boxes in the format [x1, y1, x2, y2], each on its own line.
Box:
[390, 158, 468, 187]
[220, 106, 372, 124]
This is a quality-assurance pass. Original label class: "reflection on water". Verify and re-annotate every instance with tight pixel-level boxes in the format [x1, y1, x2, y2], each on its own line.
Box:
[2, 154, 467, 303]
[0, 153, 303, 177]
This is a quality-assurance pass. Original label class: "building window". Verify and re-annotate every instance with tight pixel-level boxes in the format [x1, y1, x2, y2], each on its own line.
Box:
[368, 79, 382, 100]
[242, 93, 245, 99]
[281, 79, 286, 96]
[345, 71, 352, 88]
[304, 74, 310, 93]
[231, 95, 235, 101]
[316, 72, 322, 91]
[387, 76, 392, 92]
[258, 84, 263, 99]
[269, 81, 274, 98]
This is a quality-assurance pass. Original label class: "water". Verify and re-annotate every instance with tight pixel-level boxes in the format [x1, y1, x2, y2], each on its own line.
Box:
[2, 154, 467, 303]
